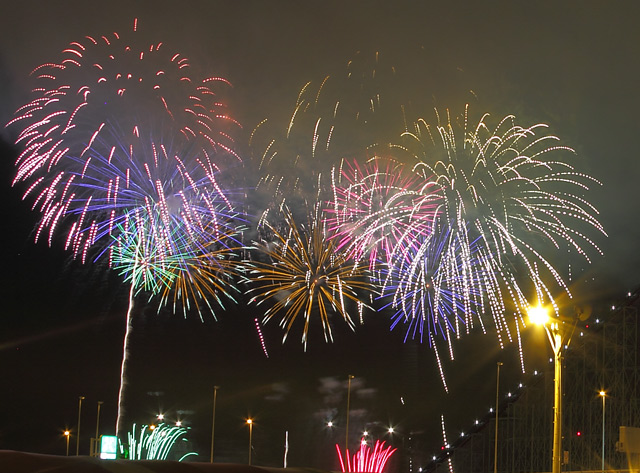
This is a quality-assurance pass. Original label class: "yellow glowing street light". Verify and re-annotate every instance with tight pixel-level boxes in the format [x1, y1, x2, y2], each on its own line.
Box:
[246, 418, 254, 465]
[64, 430, 70, 456]
[528, 304, 563, 473]
[528, 305, 550, 325]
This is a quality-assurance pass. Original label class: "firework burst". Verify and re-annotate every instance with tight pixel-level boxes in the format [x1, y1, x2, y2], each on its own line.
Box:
[245, 204, 375, 349]
[8, 19, 241, 262]
[388, 105, 604, 357]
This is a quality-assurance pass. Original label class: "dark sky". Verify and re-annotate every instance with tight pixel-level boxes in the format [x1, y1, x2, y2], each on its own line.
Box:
[0, 0, 638, 468]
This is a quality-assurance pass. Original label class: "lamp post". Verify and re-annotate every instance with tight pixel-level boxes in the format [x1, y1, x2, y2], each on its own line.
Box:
[94, 401, 103, 457]
[64, 430, 70, 456]
[211, 386, 219, 463]
[76, 396, 85, 456]
[494, 362, 503, 473]
[599, 390, 606, 473]
[528, 305, 563, 473]
[247, 418, 253, 465]
[346, 374, 354, 454]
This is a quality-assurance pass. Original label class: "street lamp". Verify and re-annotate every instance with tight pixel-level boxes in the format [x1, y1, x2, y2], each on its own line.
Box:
[346, 374, 354, 453]
[599, 390, 606, 473]
[211, 386, 219, 463]
[64, 430, 70, 456]
[76, 396, 85, 456]
[494, 362, 503, 473]
[246, 418, 254, 465]
[528, 305, 563, 473]
[94, 401, 103, 457]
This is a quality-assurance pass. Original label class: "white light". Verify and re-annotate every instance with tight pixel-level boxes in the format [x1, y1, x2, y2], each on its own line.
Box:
[518, 383, 523, 388]
[432, 456, 436, 461]
[596, 319, 600, 323]
[175, 421, 181, 427]
[611, 306, 615, 310]
[549, 357, 553, 363]
[157, 414, 164, 420]
[327, 421, 333, 428]
[489, 408, 493, 413]
[534, 370, 538, 375]
[508, 392, 512, 397]
[475, 420, 479, 425]
[580, 332, 584, 336]
[460, 432, 464, 437]
[363, 430, 368, 437]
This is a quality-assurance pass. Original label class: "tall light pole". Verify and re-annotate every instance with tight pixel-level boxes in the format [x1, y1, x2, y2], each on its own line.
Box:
[246, 418, 254, 465]
[64, 430, 70, 456]
[345, 374, 355, 454]
[529, 305, 564, 473]
[599, 390, 606, 473]
[494, 362, 503, 473]
[94, 401, 103, 457]
[211, 386, 219, 463]
[76, 396, 85, 456]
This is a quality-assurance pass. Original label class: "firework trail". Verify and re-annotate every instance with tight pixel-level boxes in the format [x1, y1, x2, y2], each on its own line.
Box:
[7, 19, 244, 435]
[327, 156, 440, 272]
[244, 204, 374, 349]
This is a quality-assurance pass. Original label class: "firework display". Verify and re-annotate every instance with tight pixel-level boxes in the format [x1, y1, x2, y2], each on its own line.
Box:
[7, 16, 607, 453]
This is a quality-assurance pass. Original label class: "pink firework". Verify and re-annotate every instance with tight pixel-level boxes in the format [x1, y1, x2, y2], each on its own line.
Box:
[327, 157, 440, 271]
[336, 440, 397, 473]
[8, 18, 241, 263]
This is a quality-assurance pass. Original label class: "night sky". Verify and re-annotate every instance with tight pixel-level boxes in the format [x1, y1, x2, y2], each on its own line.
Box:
[0, 1, 638, 469]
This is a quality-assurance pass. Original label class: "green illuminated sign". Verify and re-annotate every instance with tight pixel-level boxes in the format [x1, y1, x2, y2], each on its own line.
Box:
[100, 435, 118, 460]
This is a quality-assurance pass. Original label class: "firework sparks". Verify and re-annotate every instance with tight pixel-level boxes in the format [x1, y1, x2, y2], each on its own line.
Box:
[336, 440, 397, 473]
[249, 51, 403, 218]
[327, 156, 440, 272]
[127, 423, 197, 461]
[245, 204, 375, 349]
